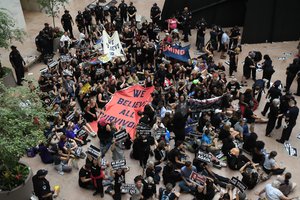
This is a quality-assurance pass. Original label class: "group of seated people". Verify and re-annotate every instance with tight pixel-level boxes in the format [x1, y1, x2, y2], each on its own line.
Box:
[29, 7, 298, 200]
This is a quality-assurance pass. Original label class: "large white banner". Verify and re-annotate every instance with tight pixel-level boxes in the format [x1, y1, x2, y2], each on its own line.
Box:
[103, 30, 124, 58]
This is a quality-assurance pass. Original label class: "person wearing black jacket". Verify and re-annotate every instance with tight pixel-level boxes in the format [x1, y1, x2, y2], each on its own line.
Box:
[83, 8, 92, 33]
[118, 0, 127, 23]
[276, 92, 294, 129]
[127, 2, 137, 23]
[9, 46, 25, 85]
[265, 98, 280, 136]
[94, 3, 104, 24]
[32, 169, 54, 200]
[181, 7, 192, 42]
[150, 3, 161, 25]
[109, 3, 119, 23]
[75, 11, 85, 33]
[261, 80, 282, 116]
[285, 58, 300, 92]
[262, 54, 275, 88]
[61, 10, 74, 39]
[277, 99, 299, 143]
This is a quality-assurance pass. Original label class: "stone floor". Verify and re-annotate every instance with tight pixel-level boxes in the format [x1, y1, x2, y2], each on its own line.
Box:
[2, 0, 300, 199]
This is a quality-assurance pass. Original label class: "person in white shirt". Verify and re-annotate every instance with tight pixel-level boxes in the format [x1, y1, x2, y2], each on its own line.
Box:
[220, 31, 230, 59]
[60, 32, 72, 48]
[257, 182, 297, 200]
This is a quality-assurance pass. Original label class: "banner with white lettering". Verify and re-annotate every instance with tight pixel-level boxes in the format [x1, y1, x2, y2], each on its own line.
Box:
[162, 44, 191, 62]
[103, 30, 125, 59]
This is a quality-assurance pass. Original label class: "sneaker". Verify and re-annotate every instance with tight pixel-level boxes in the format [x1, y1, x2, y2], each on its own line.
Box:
[100, 193, 104, 198]
[90, 132, 97, 137]
[219, 162, 227, 167]
[58, 171, 64, 176]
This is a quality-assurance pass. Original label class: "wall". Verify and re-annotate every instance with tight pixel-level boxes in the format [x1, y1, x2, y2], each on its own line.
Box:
[20, 0, 40, 12]
[0, 0, 27, 30]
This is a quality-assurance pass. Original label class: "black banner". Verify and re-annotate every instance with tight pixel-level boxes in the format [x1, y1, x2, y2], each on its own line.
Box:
[121, 184, 136, 194]
[87, 145, 101, 159]
[111, 159, 126, 170]
[230, 177, 247, 192]
[197, 151, 212, 163]
[114, 129, 128, 142]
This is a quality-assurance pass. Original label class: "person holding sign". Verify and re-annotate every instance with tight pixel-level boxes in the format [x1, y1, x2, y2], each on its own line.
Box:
[178, 161, 197, 194]
[107, 166, 130, 200]
[111, 138, 125, 161]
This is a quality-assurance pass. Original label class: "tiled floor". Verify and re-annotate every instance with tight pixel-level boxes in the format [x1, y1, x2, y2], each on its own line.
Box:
[2, 0, 300, 199]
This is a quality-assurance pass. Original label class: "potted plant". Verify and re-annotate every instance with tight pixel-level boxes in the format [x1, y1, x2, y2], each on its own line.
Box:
[0, 82, 47, 200]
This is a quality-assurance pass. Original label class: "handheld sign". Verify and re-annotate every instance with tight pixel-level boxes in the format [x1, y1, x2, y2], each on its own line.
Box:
[111, 159, 126, 170]
[189, 171, 206, 186]
[87, 145, 101, 159]
[114, 129, 128, 142]
[136, 123, 151, 136]
[197, 151, 212, 163]
[230, 177, 247, 192]
[121, 184, 136, 194]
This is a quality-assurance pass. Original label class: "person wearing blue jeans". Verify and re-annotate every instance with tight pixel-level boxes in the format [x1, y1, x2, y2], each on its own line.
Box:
[178, 161, 197, 193]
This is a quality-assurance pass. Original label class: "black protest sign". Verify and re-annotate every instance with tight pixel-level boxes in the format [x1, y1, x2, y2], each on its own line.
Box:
[121, 184, 136, 194]
[136, 123, 151, 136]
[76, 129, 87, 138]
[114, 129, 128, 142]
[87, 145, 101, 159]
[230, 177, 247, 192]
[189, 171, 206, 186]
[111, 159, 126, 170]
[197, 151, 212, 163]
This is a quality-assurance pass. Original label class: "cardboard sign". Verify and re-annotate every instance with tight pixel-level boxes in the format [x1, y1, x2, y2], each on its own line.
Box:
[189, 171, 206, 186]
[284, 142, 298, 157]
[100, 85, 154, 138]
[48, 60, 58, 68]
[230, 177, 247, 192]
[121, 184, 136, 194]
[111, 159, 126, 170]
[197, 151, 212, 163]
[114, 129, 128, 142]
[66, 111, 75, 122]
[87, 145, 101, 159]
[76, 129, 87, 138]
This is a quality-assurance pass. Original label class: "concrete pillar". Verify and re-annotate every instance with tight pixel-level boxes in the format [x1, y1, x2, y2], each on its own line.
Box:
[20, 0, 40, 12]
[0, 0, 27, 30]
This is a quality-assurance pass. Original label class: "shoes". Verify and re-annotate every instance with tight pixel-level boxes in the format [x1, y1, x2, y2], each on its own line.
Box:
[276, 139, 284, 144]
[275, 125, 281, 129]
[93, 191, 99, 196]
[90, 132, 97, 137]
[100, 193, 104, 198]
[261, 112, 266, 116]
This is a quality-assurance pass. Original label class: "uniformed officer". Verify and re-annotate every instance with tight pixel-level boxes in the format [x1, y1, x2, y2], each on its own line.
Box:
[75, 11, 85, 33]
[114, 12, 123, 33]
[229, 26, 241, 50]
[42, 23, 54, 54]
[276, 92, 294, 129]
[118, 0, 128, 23]
[94, 2, 104, 25]
[9, 46, 25, 86]
[127, 2, 137, 23]
[83, 8, 92, 34]
[285, 58, 300, 92]
[181, 7, 192, 42]
[150, 3, 161, 25]
[61, 10, 74, 39]
[277, 99, 299, 143]
[261, 80, 282, 116]
[109, 2, 119, 23]
[32, 169, 54, 200]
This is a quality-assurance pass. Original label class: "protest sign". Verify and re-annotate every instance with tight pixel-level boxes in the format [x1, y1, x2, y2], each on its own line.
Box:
[230, 177, 247, 192]
[121, 184, 136, 194]
[100, 85, 154, 138]
[103, 30, 125, 59]
[87, 145, 101, 159]
[162, 44, 191, 62]
[197, 151, 212, 163]
[189, 171, 206, 186]
[111, 159, 126, 170]
[114, 129, 128, 142]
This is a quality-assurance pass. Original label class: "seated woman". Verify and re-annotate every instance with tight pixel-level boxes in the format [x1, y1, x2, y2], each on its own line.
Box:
[78, 163, 94, 190]
[37, 142, 54, 164]
[162, 162, 182, 187]
[145, 161, 162, 184]
[276, 172, 297, 196]
[65, 121, 90, 145]
[53, 148, 74, 174]
[263, 151, 285, 175]
[168, 140, 187, 169]
[154, 140, 169, 165]
[243, 132, 258, 153]
[227, 148, 250, 170]
[252, 140, 266, 165]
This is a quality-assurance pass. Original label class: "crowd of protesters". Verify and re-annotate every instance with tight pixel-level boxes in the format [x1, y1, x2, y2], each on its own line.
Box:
[11, 1, 300, 200]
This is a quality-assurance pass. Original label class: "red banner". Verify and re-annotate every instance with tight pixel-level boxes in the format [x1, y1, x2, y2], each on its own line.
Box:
[100, 85, 154, 139]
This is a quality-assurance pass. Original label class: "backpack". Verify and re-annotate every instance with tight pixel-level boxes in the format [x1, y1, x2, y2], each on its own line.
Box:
[161, 190, 171, 200]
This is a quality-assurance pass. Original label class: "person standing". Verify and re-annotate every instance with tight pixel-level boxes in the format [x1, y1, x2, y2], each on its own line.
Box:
[181, 7, 192, 42]
[9, 45, 25, 86]
[285, 58, 300, 92]
[75, 11, 85, 33]
[32, 169, 54, 200]
[229, 47, 240, 77]
[61, 10, 74, 39]
[277, 99, 299, 143]
[150, 3, 161, 25]
[265, 99, 280, 136]
[241, 51, 255, 86]
[127, 2, 137, 23]
[42, 23, 54, 54]
[229, 26, 241, 50]
[118, 0, 127, 23]
[196, 21, 206, 51]
[262, 54, 275, 88]
[109, 2, 118, 23]
[276, 92, 295, 129]
[220, 31, 229, 59]
[94, 2, 104, 25]
[83, 8, 92, 34]
[261, 80, 282, 116]
[294, 71, 300, 96]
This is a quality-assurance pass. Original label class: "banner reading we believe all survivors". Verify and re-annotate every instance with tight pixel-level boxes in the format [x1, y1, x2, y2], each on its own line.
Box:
[100, 85, 154, 139]
[103, 30, 125, 59]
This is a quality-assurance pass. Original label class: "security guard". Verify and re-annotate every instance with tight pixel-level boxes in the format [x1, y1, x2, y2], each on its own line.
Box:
[150, 3, 161, 25]
[94, 2, 104, 24]
[32, 169, 54, 200]
[277, 99, 299, 143]
[83, 8, 92, 34]
[118, 0, 128, 23]
[109, 2, 119, 23]
[127, 2, 137, 23]
[181, 7, 192, 42]
[229, 26, 241, 50]
[114, 12, 123, 33]
[61, 10, 74, 39]
[42, 23, 54, 54]
[75, 11, 85, 33]
[9, 46, 25, 86]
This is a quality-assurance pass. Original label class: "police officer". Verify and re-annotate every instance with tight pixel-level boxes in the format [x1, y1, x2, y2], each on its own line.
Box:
[83, 8, 92, 34]
[9, 46, 25, 86]
[118, 0, 128, 23]
[276, 92, 294, 129]
[261, 80, 282, 116]
[114, 12, 123, 33]
[265, 98, 280, 136]
[61, 10, 74, 39]
[150, 3, 161, 25]
[295, 71, 300, 96]
[42, 23, 54, 54]
[32, 169, 54, 200]
[277, 99, 299, 143]
[285, 58, 300, 92]
[181, 7, 192, 42]
[127, 2, 137, 23]
[109, 2, 119, 23]
[94, 2, 104, 25]
[229, 26, 241, 50]
[75, 11, 85, 33]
